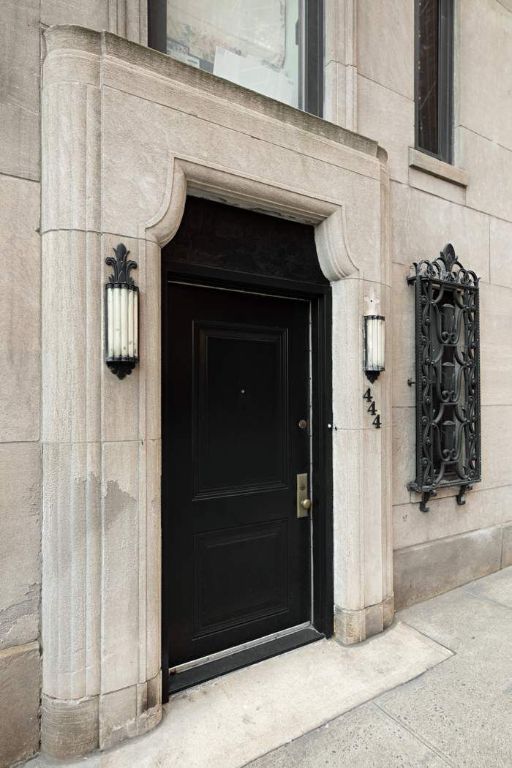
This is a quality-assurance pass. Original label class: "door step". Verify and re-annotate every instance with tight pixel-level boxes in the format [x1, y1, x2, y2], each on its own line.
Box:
[169, 627, 324, 694]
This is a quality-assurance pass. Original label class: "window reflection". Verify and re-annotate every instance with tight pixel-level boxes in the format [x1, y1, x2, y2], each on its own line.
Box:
[417, 0, 439, 155]
[415, 0, 453, 162]
[166, 0, 302, 108]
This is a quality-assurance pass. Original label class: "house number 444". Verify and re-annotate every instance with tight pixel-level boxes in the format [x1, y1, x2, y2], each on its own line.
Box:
[363, 388, 381, 429]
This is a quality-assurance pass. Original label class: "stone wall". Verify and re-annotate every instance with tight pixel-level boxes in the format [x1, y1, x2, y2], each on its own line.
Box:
[0, 3, 147, 765]
[0, 1, 42, 765]
[1, 1, 512, 766]
[354, 0, 512, 608]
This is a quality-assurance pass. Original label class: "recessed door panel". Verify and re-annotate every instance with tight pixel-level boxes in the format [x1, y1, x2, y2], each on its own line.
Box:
[194, 520, 288, 634]
[194, 324, 288, 496]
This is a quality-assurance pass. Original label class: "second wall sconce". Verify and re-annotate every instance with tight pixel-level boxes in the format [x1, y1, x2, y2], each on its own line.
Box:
[364, 314, 385, 382]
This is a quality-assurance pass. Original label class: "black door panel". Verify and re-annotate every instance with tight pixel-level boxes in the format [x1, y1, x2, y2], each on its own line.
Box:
[193, 323, 288, 496]
[163, 284, 311, 666]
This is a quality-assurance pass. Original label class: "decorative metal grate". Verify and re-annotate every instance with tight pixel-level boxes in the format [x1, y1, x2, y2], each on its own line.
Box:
[407, 244, 481, 512]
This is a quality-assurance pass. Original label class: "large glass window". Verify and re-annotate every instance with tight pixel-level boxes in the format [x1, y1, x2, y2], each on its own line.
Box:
[415, 0, 454, 162]
[148, 1, 323, 115]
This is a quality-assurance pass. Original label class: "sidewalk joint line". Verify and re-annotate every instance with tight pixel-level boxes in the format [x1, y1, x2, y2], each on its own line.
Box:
[463, 586, 512, 613]
[399, 619, 457, 657]
[373, 702, 456, 767]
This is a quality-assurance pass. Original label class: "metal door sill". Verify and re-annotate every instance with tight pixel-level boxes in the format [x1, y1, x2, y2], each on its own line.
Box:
[168, 626, 324, 695]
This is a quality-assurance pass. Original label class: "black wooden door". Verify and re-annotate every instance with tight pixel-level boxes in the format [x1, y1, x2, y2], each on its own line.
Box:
[163, 282, 311, 666]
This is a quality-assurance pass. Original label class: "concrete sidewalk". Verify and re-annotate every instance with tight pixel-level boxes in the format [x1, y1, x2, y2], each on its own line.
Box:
[26, 567, 512, 768]
[248, 566, 512, 768]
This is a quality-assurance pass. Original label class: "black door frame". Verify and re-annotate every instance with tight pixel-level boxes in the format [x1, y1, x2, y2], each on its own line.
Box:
[161, 261, 333, 700]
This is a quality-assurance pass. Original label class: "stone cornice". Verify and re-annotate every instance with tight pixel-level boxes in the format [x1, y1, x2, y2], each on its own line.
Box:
[44, 25, 380, 160]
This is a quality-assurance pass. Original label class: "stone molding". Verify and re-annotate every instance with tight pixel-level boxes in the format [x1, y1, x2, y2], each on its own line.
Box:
[408, 147, 469, 188]
[323, 0, 358, 131]
[41, 25, 393, 758]
[334, 597, 395, 645]
[44, 26, 377, 159]
[41, 694, 100, 758]
[344, 0, 358, 132]
[41, 670, 161, 758]
[108, 0, 147, 45]
[143, 156, 359, 281]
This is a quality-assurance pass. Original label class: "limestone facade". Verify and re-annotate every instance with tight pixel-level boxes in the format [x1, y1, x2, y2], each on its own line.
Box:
[0, 1, 511, 765]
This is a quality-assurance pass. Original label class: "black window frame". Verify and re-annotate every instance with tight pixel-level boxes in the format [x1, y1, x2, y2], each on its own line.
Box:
[415, 0, 454, 164]
[147, 0, 324, 117]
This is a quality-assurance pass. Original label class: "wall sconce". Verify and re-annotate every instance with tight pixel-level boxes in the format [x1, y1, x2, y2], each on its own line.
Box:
[105, 243, 139, 379]
[364, 315, 385, 382]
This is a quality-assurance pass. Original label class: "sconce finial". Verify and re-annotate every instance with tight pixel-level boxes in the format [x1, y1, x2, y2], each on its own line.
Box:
[106, 243, 138, 285]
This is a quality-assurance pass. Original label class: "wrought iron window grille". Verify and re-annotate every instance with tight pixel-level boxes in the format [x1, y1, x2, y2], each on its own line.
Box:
[407, 244, 481, 512]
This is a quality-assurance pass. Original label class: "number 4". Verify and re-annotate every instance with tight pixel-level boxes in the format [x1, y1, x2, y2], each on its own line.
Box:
[363, 388, 372, 402]
[373, 415, 381, 429]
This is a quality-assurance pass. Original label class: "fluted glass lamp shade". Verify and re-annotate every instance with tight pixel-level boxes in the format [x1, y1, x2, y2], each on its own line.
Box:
[364, 315, 385, 382]
[105, 244, 139, 379]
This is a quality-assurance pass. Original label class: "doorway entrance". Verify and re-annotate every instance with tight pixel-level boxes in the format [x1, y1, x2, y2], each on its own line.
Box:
[161, 197, 333, 696]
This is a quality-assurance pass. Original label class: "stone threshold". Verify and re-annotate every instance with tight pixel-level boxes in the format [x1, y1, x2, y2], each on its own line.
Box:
[25, 622, 451, 768]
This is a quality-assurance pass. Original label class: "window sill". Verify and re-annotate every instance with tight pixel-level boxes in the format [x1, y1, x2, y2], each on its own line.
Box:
[408, 148, 469, 188]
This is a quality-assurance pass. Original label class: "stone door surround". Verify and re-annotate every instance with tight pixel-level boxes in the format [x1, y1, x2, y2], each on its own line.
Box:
[40, 25, 393, 758]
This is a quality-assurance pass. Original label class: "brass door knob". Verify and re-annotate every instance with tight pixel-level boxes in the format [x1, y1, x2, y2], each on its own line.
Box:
[301, 498, 312, 511]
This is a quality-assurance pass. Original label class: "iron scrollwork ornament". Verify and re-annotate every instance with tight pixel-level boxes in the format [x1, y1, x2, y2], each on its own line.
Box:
[105, 244, 139, 379]
[106, 243, 138, 286]
[407, 244, 481, 512]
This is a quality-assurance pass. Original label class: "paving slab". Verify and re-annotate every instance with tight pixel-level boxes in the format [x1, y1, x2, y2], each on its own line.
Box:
[25, 622, 451, 768]
[398, 576, 512, 655]
[377, 569, 512, 768]
[377, 661, 512, 767]
[245, 701, 450, 768]
[26, 570, 512, 768]
[251, 567, 512, 768]
[463, 565, 512, 609]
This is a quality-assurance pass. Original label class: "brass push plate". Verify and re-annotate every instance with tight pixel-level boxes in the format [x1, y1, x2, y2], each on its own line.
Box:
[296, 473, 311, 518]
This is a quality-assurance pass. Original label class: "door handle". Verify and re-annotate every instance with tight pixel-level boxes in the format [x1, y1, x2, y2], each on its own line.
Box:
[297, 473, 311, 518]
